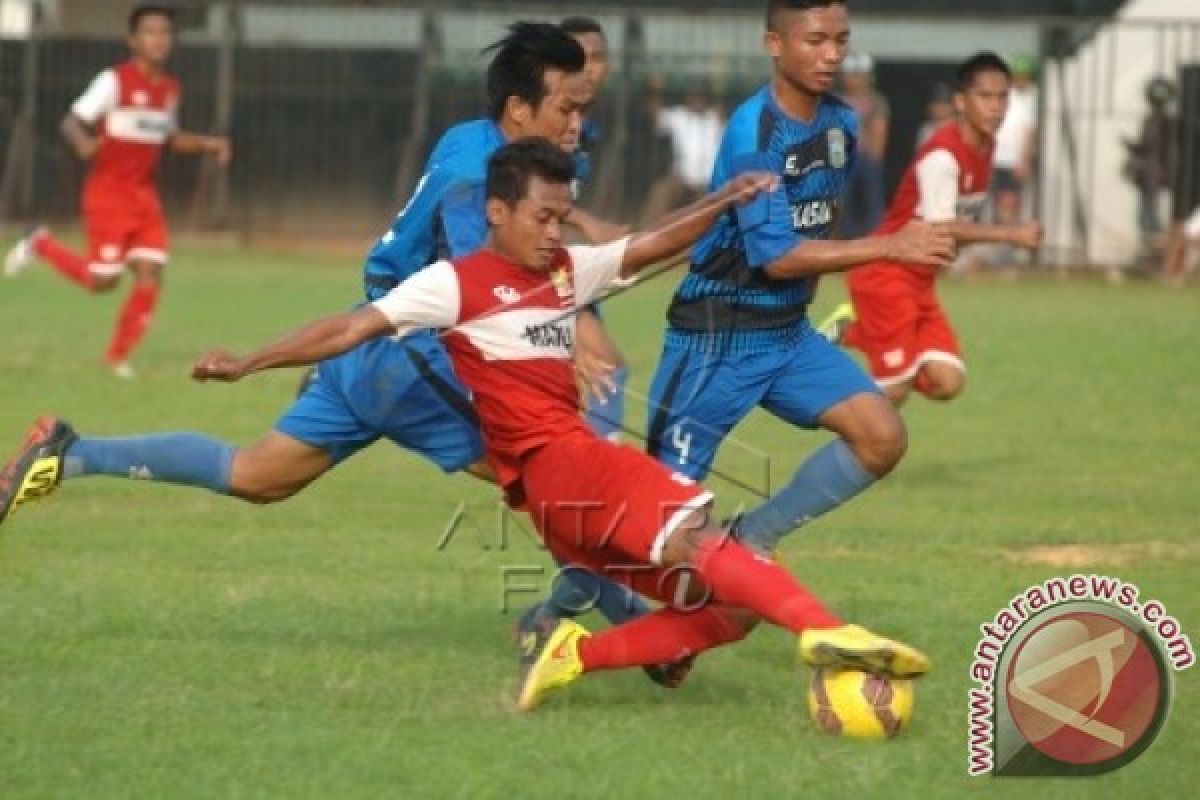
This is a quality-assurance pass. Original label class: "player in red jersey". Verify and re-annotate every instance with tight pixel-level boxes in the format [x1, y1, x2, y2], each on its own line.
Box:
[821, 52, 1042, 406]
[4, 4, 231, 378]
[191, 138, 930, 710]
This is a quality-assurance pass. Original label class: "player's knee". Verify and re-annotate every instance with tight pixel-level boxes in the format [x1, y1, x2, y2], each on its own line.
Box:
[228, 454, 304, 504]
[128, 260, 162, 283]
[230, 480, 299, 505]
[926, 376, 966, 402]
[922, 368, 966, 402]
[90, 273, 120, 293]
[851, 405, 907, 476]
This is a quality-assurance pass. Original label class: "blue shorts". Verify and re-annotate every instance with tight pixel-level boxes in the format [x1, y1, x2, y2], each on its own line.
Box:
[645, 323, 878, 479]
[275, 331, 484, 471]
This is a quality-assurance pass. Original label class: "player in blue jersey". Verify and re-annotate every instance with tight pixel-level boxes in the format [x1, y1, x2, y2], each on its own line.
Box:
[644, 0, 955, 557]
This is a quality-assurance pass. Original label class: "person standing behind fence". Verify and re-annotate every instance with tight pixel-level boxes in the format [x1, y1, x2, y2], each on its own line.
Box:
[837, 52, 888, 238]
[638, 77, 725, 225]
[3, 3, 231, 379]
[989, 54, 1038, 266]
[1122, 76, 1178, 260]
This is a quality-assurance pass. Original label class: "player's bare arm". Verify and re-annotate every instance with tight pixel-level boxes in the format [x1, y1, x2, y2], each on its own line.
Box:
[60, 113, 100, 161]
[192, 306, 392, 383]
[763, 219, 956, 280]
[933, 219, 1043, 250]
[621, 172, 778, 277]
[170, 131, 233, 166]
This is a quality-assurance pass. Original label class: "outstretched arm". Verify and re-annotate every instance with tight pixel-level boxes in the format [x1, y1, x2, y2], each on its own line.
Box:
[193, 306, 392, 383]
[935, 219, 1043, 250]
[170, 131, 232, 167]
[194, 261, 459, 383]
[620, 172, 776, 277]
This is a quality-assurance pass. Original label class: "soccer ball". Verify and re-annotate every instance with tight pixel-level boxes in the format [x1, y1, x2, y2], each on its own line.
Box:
[807, 667, 915, 739]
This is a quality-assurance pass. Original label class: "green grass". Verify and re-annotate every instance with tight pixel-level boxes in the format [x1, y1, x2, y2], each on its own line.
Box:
[1, 243, 1198, 798]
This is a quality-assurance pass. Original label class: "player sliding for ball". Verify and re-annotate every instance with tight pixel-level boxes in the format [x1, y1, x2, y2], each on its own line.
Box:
[186, 138, 930, 710]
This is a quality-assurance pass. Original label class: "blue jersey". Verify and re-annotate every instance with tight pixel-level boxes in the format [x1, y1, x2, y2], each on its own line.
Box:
[665, 86, 858, 353]
[571, 118, 600, 198]
[363, 118, 505, 301]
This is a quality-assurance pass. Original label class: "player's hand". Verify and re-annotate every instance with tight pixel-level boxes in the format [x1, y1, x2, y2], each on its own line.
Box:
[574, 347, 618, 404]
[887, 220, 957, 269]
[76, 135, 101, 161]
[1010, 221, 1044, 251]
[208, 136, 233, 167]
[726, 171, 780, 204]
[192, 349, 247, 382]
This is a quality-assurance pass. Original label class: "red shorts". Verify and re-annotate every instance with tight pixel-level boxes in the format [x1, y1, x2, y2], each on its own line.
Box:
[846, 263, 964, 386]
[82, 182, 169, 276]
[520, 431, 713, 605]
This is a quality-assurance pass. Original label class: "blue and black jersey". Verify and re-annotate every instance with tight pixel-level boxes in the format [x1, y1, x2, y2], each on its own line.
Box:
[362, 119, 505, 301]
[665, 86, 857, 353]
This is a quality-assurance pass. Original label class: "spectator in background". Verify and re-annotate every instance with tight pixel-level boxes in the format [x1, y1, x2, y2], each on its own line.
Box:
[1122, 75, 1178, 257]
[1162, 206, 1200, 288]
[838, 52, 889, 238]
[916, 82, 955, 149]
[989, 54, 1038, 266]
[639, 75, 724, 225]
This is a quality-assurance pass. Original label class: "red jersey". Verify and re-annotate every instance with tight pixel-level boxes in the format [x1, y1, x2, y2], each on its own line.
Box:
[71, 60, 180, 190]
[859, 121, 993, 282]
[372, 239, 629, 494]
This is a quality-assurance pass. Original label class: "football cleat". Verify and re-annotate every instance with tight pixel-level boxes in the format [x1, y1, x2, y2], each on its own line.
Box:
[0, 416, 77, 527]
[816, 302, 857, 344]
[515, 617, 588, 712]
[4, 225, 46, 278]
[799, 623, 931, 680]
[515, 601, 694, 689]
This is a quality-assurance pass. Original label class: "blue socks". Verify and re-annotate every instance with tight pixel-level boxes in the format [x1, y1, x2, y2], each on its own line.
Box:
[736, 439, 875, 552]
[543, 561, 650, 625]
[585, 364, 628, 441]
[63, 432, 236, 494]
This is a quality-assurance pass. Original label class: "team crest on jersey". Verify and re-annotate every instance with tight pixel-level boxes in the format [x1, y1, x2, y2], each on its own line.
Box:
[493, 285, 520, 305]
[827, 129, 847, 170]
[550, 268, 574, 301]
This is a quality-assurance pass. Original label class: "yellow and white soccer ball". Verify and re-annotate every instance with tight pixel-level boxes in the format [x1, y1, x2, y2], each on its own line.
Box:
[808, 667, 915, 739]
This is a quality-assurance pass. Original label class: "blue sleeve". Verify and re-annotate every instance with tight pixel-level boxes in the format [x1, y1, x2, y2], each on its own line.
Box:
[439, 179, 488, 258]
[730, 151, 799, 269]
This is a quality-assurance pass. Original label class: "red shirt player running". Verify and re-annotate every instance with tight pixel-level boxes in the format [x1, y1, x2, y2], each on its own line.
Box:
[825, 52, 1042, 406]
[4, 3, 231, 378]
[192, 138, 930, 711]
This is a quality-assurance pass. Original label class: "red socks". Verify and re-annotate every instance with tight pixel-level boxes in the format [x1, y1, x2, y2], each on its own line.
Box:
[690, 538, 841, 633]
[106, 281, 160, 365]
[32, 231, 93, 289]
[578, 605, 748, 672]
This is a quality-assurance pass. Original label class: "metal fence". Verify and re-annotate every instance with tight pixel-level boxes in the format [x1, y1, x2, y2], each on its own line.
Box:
[1, 0, 1196, 268]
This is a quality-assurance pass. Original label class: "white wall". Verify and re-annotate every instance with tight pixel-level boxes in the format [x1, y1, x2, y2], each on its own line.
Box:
[1042, 0, 1200, 266]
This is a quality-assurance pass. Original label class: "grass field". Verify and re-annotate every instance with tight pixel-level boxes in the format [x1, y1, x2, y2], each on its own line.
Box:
[1, 242, 1197, 798]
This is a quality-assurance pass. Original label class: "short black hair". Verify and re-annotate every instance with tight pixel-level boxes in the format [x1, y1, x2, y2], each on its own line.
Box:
[766, 0, 846, 32]
[129, 3, 175, 33]
[956, 51, 1011, 91]
[560, 17, 606, 39]
[483, 22, 586, 121]
[486, 138, 576, 208]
